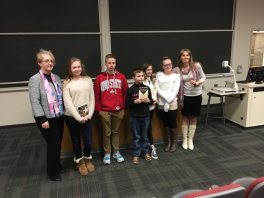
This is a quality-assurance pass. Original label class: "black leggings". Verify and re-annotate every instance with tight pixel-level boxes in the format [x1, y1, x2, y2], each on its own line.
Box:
[158, 109, 178, 128]
[147, 110, 154, 145]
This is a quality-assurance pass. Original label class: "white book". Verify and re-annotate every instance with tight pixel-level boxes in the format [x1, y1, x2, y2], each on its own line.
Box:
[139, 87, 148, 99]
[78, 103, 89, 117]
[151, 86, 157, 100]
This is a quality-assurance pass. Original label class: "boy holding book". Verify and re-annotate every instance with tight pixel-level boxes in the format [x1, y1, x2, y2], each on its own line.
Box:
[125, 68, 154, 164]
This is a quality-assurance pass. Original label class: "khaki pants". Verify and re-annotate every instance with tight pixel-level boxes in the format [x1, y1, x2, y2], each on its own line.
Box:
[99, 110, 125, 154]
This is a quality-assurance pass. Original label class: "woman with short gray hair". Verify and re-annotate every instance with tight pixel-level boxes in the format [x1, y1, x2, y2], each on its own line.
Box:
[28, 49, 64, 181]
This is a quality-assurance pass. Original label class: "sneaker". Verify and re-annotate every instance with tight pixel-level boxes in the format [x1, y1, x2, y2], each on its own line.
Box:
[151, 148, 158, 159]
[142, 154, 152, 161]
[103, 154, 111, 165]
[132, 156, 139, 165]
[113, 150, 124, 162]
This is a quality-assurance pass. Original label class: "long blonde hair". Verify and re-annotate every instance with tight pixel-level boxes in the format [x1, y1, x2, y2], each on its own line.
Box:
[142, 62, 154, 84]
[63, 57, 88, 87]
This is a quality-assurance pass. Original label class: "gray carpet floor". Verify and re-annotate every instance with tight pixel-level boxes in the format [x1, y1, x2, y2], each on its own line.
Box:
[1, 105, 264, 198]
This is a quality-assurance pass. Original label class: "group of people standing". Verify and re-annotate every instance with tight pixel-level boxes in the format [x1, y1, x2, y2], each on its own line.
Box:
[28, 48, 205, 181]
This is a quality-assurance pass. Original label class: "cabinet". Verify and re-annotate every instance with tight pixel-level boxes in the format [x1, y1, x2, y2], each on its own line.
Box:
[225, 82, 264, 127]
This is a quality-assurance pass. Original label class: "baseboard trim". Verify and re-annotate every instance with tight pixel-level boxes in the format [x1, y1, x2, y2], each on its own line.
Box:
[0, 123, 35, 129]
[201, 103, 221, 107]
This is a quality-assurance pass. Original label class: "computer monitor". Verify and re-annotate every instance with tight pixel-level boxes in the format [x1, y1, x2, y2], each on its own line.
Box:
[246, 66, 264, 84]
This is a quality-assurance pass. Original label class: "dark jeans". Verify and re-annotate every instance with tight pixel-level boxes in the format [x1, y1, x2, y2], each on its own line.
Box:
[34, 116, 64, 179]
[147, 110, 154, 145]
[130, 116, 150, 156]
[158, 109, 178, 128]
[65, 115, 93, 159]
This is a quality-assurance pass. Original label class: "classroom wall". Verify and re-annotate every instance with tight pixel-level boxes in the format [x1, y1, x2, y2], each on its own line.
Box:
[232, 0, 264, 81]
[0, 77, 229, 127]
[0, 90, 34, 126]
[1, 0, 263, 127]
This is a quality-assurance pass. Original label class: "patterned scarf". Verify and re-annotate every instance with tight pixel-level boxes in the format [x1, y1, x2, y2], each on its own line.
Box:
[39, 70, 64, 117]
[179, 64, 200, 108]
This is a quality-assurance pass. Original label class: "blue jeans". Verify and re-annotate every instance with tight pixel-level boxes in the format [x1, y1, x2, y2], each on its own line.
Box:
[65, 115, 93, 159]
[130, 116, 150, 156]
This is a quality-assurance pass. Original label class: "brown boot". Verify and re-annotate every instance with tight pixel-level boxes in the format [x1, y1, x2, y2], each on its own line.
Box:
[84, 156, 95, 172]
[164, 127, 171, 152]
[170, 128, 178, 152]
[75, 157, 88, 176]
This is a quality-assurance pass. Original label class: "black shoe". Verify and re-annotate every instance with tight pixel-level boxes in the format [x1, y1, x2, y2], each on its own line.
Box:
[50, 174, 62, 181]
[60, 169, 66, 173]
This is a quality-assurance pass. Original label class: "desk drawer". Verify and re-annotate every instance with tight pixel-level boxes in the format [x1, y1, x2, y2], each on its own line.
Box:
[249, 91, 264, 126]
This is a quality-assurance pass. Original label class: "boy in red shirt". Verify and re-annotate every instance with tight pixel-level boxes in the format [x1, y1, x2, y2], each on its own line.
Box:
[94, 54, 129, 164]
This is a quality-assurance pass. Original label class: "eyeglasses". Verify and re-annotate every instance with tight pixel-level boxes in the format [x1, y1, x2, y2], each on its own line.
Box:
[42, 60, 55, 64]
[163, 63, 172, 67]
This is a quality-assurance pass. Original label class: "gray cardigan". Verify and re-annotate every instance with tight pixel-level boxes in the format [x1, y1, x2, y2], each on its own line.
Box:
[28, 73, 63, 118]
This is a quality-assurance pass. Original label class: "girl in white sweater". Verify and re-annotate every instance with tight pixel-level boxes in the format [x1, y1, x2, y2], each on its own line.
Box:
[63, 57, 95, 176]
[142, 62, 158, 159]
[155, 56, 181, 152]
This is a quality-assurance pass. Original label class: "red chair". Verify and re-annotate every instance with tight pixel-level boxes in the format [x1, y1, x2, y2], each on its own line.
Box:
[172, 184, 246, 198]
[231, 177, 264, 198]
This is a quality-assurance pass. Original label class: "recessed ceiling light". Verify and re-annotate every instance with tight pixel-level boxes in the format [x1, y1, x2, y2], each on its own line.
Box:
[253, 30, 264, 33]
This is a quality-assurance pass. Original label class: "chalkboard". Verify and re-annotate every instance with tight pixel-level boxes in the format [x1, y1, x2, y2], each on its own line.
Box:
[109, 0, 234, 31]
[0, 35, 102, 83]
[111, 32, 231, 78]
[0, 0, 99, 32]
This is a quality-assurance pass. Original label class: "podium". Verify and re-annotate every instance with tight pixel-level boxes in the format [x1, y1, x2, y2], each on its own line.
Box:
[225, 81, 264, 127]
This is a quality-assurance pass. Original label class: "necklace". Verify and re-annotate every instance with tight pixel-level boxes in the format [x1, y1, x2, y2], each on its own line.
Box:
[182, 65, 190, 74]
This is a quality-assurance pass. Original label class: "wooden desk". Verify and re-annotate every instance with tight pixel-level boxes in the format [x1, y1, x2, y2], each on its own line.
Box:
[61, 108, 183, 152]
[204, 89, 247, 97]
[225, 81, 264, 127]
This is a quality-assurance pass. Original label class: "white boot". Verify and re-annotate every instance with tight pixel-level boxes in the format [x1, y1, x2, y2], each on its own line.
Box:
[188, 125, 196, 150]
[181, 125, 188, 150]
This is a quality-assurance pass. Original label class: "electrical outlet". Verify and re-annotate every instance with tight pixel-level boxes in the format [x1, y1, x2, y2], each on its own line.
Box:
[214, 84, 218, 87]
[202, 85, 205, 90]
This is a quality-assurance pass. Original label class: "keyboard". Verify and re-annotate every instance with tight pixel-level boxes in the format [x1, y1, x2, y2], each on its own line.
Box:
[236, 80, 248, 84]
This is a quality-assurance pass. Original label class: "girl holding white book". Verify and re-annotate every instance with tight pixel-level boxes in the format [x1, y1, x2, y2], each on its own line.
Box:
[63, 57, 95, 176]
[142, 62, 158, 159]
